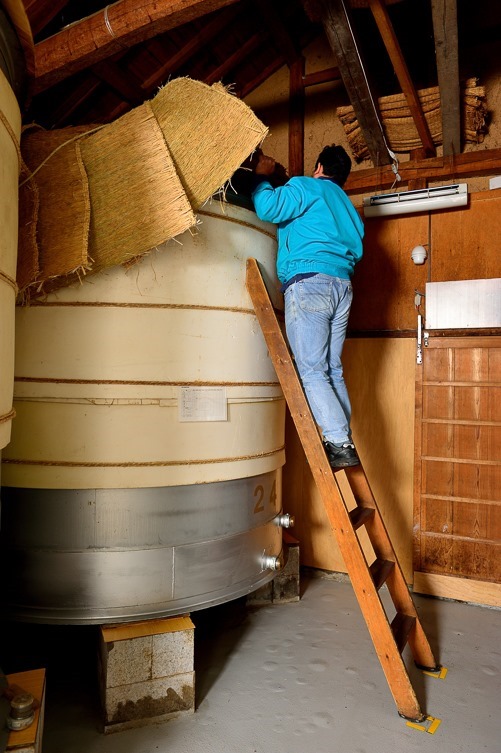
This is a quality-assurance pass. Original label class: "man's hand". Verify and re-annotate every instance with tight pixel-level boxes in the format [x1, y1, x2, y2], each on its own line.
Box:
[255, 153, 276, 176]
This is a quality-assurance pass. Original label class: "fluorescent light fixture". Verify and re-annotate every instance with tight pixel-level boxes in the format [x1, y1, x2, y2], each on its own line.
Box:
[363, 183, 468, 218]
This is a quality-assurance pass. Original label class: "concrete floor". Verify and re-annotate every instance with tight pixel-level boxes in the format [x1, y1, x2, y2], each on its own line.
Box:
[3, 571, 500, 753]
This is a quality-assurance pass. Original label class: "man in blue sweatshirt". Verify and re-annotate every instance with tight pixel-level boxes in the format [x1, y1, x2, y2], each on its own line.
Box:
[252, 144, 364, 468]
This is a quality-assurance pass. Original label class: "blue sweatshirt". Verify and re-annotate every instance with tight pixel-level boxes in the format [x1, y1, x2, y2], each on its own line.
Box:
[252, 176, 364, 283]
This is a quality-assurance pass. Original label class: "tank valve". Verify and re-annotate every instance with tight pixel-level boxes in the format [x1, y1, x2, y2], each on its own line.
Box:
[261, 553, 284, 571]
[7, 692, 35, 731]
[275, 513, 295, 528]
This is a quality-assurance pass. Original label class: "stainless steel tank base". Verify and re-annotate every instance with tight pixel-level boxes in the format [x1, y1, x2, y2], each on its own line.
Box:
[0, 471, 283, 624]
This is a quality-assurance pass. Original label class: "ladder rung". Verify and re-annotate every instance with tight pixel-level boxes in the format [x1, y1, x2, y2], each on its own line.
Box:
[391, 612, 417, 654]
[369, 558, 395, 591]
[349, 506, 375, 531]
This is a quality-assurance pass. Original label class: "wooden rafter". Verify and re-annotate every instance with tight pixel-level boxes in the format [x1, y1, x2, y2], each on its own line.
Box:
[32, 0, 241, 94]
[431, 0, 460, 156]
[368, 0, 436, 157]
[314, 0, 392, 166]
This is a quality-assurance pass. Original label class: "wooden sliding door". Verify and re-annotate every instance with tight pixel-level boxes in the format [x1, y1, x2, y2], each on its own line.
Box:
[413, 336, 501, 606]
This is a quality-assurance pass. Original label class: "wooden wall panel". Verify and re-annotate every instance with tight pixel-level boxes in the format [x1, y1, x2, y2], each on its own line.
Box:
[431, 188, 501, 282]
[421, 536, 500, 581]
[350, 189, 501, 333]
[350, 213, 428, 332]
[422, 498, 501, 540]
[415, 337, 501, 598]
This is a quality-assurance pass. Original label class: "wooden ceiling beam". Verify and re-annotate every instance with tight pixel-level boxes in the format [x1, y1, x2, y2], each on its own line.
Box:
[303, 66, 341, 87]
[32, 0, 241, 94]
[431, 0, 460, 156]
[345, 147, 501, 195]
[314, 0, 392, 166]
[368, 0, 436, 157]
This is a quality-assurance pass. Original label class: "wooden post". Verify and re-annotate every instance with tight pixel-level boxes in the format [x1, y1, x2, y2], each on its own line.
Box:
[289, 57, 305, 177]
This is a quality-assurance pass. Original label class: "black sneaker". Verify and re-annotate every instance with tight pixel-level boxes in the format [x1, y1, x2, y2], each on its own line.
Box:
[323, 441, 360, 469]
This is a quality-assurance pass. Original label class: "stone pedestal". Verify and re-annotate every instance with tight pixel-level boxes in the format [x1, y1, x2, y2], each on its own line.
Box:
[99, 615, 195, 733]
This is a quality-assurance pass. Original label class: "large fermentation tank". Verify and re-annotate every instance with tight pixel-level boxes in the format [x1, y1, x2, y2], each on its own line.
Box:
[0, 64, 21, 452]
[1, 200, 286, 624]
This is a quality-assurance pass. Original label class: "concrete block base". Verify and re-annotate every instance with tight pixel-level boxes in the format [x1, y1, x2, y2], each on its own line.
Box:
[98, 615, 195, 734]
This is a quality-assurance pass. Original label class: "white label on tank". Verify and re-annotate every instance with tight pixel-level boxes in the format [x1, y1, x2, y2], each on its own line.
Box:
[178, 387, 228, 422]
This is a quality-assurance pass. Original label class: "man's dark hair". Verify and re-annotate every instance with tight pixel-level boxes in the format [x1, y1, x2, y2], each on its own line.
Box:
[315, 144, 352, 187]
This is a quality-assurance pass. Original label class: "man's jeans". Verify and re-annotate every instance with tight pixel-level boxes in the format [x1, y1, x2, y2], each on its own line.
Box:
[284, 273, 353, 445]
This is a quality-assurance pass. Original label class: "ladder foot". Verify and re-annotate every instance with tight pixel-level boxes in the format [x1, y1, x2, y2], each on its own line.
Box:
[415, 661, 442, 673]
[398, 710, 427, 723]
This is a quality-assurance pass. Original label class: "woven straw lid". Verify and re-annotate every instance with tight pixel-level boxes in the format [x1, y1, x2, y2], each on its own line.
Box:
[150, 78, 268, 210]
[80, 101, 196, 273]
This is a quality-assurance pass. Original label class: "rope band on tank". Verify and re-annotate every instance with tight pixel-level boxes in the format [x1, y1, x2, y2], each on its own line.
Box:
[0, 408, 16, 425]
[0, 108, 21, 172]
[1, 445, 285, 466]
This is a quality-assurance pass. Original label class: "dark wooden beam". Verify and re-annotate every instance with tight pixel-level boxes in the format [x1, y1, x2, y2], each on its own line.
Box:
[368, 0, 435, 157]
[344, 147, 501, 195]
[33, 0, 241, 94]
[289, 57, 305, 176]
[315, 0, 392, 166]
[303, 66, 341, 87]
[431, 0, 460, 156]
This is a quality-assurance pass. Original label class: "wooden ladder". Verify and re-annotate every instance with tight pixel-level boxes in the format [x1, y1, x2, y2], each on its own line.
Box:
[246, 258, 440, 722]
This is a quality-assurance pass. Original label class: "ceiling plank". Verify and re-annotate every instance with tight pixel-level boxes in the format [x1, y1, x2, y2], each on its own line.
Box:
[313, 0, 392, 166]
[140, 5, 242, 92]
[32, 0, 242, 94]
[24, 0, 68, 38]
[255, 0, 300, 65]
[205, 33, 263, 84]
[48, 76, 102, 128]
[368, 0, 436, 157]
[92, 59, 145, 106]
[238, 58, 287, 99]
[345, 147, 501, 195]
[431, 0, 460, 156]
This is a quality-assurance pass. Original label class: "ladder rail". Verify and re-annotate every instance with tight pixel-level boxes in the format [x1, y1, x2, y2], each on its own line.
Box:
[345, 466, 439, 668]
[246, 258, 440, 721]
